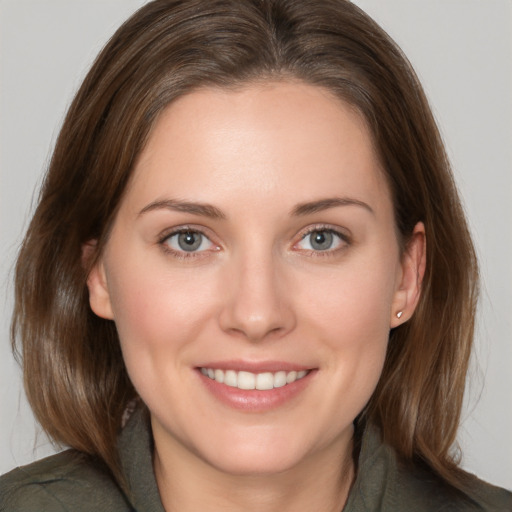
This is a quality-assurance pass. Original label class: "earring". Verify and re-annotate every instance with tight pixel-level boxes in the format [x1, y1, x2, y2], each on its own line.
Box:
[396, 311, 403, 319]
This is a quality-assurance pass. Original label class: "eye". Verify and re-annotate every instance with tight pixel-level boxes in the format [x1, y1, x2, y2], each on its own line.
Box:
[162, 229, 216, 254]
[296, 229, 347, 252]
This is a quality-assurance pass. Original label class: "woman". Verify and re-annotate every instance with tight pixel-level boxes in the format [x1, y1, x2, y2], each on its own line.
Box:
[1, 0, 510, 510]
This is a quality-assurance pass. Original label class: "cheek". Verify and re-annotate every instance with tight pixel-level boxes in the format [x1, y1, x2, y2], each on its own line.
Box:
[108, 258, 212, 330]
[105, 263, 219, 382]
[297, 255, 396, 412]
[318, 281, 390, 382]
[302, 251, 397, 340]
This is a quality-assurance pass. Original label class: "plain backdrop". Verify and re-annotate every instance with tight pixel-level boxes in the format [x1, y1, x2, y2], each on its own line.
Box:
[1, 0, 511, 490]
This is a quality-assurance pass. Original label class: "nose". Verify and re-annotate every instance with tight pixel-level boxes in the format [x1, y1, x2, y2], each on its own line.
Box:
[218, 252, 296, 342]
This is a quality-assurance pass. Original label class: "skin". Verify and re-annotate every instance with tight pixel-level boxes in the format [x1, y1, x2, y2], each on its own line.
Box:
[87, 81, 425, 512]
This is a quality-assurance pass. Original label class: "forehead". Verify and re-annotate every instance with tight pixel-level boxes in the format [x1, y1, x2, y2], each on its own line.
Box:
[126, 81, 391, 216]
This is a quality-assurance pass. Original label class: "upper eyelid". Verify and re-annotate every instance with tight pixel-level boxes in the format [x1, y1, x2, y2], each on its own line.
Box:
[158, 224, 214, 242]
[167, 231, 214, 248]
[296, 224, 351, 241]
[291, 227, 351, 258]
[156, 223, 351, 249]
[158, 227, 219, 259]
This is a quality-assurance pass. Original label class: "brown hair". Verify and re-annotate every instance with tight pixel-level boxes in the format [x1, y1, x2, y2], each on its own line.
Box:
[12, 0, 478, 490]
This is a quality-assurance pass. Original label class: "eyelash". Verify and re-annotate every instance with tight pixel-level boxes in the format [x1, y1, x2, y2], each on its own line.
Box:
[294, 225, 351, 256]
[157, 224, 351, 260]
[158, 226, 218, 260]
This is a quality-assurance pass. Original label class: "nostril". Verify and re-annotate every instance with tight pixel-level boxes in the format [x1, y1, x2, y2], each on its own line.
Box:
[220, 312, 292, 342]
[217, 265, 296, 340]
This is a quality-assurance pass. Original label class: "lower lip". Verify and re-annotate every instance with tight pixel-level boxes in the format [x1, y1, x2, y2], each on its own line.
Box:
[197, 369, 316, 412]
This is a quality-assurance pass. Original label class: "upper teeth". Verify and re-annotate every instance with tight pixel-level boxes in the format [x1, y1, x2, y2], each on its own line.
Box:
[200, 368, 308, 390]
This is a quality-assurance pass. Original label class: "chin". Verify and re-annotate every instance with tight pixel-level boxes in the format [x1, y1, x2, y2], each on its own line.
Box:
[203, 448, 305, 477]
[192, 425, 334, 477]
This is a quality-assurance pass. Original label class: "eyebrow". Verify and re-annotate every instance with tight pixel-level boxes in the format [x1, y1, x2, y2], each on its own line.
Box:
[138, 199, 226, 219]
[138, 196, 373, 220]
[291, 197, 374, 216]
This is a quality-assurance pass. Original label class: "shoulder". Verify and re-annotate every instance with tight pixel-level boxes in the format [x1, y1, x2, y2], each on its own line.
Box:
[394, 460, 512, 512]
[350, 424, 512, 512]
[463, 476, 512, 512]
[0, 450, 132, 512]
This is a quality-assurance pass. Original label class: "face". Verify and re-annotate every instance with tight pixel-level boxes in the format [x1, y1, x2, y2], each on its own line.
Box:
[88, 81, 424, 477]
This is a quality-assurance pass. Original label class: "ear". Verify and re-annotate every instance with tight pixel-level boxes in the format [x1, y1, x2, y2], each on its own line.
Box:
[82, 240, 114, 320]
[390, 222, 426, 328]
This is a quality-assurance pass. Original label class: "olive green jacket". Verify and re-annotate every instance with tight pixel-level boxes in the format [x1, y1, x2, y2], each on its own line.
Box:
[1, 408, 511, 511]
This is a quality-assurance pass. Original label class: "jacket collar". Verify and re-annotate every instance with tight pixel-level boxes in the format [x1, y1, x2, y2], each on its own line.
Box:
[118, 406, 165, 512]
[118, 406, 397, 512]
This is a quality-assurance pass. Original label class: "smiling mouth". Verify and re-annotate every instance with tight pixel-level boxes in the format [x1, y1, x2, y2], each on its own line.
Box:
[199, 368, 309, 391]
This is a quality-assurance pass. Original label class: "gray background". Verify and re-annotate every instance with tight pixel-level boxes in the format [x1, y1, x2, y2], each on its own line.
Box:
[1, 0, 511, 490]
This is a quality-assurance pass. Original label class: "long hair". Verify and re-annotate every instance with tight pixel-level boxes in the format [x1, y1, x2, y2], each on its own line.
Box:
[12, 0, 478, 489]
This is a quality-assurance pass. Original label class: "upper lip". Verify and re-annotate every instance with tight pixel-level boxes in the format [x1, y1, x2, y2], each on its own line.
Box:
[197, 360, 313, 373]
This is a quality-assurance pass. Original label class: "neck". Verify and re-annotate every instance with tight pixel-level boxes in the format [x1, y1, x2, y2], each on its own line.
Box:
[153, 427, 355, 512]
